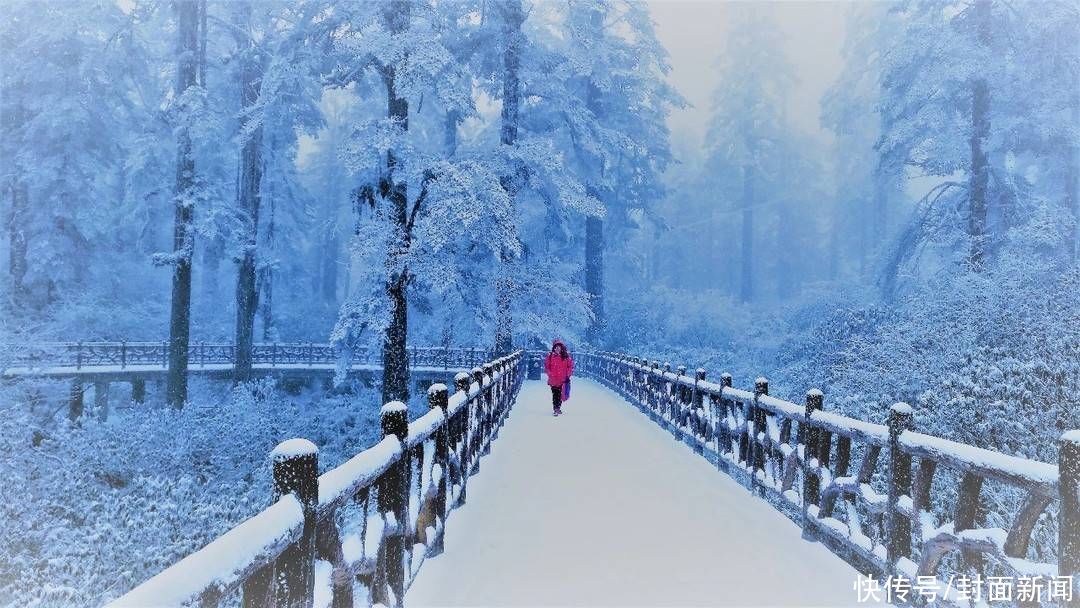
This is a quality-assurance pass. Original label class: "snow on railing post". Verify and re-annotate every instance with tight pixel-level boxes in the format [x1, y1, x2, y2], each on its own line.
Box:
[76, 341, 83, 370]
[694, 369, 706, 440]
[676, 365, 688, 428]
[428, 384, 450, 555]
[378, 402, 409, 608]
[693, 369, 706, 407]
[801, 389, 824, 534]
[718, 373, 733, 462]
[643, 360, 652, 419]
[472, 368, 486, 464]
[661, 363, 673, 420]
[452, 372, 472, 507]
[120, 340, 126, 369]
[751, 378, 769, 487]
[482, 363, 496, 452]
[886, 402, 914, 576]
[268, 439, 319, 608]
[1061, 431, 1080, 599]
[954, 471, 985, 572]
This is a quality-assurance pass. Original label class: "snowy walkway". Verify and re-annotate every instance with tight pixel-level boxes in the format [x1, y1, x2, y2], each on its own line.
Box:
[407, 379, 876, 607]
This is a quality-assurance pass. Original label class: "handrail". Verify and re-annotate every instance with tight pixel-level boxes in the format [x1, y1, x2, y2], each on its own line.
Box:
[1, 342, 498, 372]
[108, 350, 525, 608]
[576, 350, 1078, 602]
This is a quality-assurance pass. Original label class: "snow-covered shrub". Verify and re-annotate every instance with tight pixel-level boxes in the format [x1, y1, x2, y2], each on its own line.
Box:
[0, 377, 387, 607]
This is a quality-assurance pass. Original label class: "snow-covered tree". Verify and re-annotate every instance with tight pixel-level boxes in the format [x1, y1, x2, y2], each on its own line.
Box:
[876, 0, 1079, 295]
[228, 0, 325, 381]
[0, 1, 136, 313]
[705, 7, 795, 303]
[556, 0, 683, 345]
[326, 0, 518, 401]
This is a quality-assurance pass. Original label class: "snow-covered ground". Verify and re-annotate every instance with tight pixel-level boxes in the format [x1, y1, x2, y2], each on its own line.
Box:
[407, 379, 879, 607]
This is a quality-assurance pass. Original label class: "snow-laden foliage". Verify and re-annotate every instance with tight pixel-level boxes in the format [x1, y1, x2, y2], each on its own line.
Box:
[1, 0, 1077, 604]
[0, 378, 386, 607]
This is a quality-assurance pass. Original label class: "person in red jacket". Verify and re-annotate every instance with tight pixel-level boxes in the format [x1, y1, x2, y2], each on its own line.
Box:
[545, 339, 573, 416]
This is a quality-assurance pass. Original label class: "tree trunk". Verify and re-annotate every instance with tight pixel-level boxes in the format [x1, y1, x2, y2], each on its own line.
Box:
[166, 0, 200, 408]
[493, 0, 524, 356]
[233, 2, 263, 382]
[775, 200, 793, 299]
[202, 238, 222, 305]
[828, 199, 843, 281]
[968, 77, 989, 271]
[320, 233, 339, 305]
[581, 4, 607, 342]
[967, 0, 991, 271]
[260, 190, 274, 343]
[740, 165, 754, 303]
[585, 215, 604, 343]
[7, 178, 28, 309]
[1067, 71, 1079, 263]
[873, 171, 887, 249]
[445, 110, 461, 157]
[381, 0, 412, 404]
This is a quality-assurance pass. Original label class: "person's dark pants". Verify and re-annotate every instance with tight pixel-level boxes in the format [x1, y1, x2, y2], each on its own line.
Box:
[550, 385, 562, 411]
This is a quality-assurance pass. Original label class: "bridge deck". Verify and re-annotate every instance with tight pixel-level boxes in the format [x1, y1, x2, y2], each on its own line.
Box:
[407, 379, 876, 607]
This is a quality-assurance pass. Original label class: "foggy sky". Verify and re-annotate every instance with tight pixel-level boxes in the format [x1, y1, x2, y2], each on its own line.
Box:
[646, 0, 849, 151]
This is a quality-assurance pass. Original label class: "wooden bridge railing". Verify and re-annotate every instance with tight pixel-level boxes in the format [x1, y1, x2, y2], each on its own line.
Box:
[577, 351, 1079, 604]
[2, 342, 496, 372]
[108, 350, 524, 608]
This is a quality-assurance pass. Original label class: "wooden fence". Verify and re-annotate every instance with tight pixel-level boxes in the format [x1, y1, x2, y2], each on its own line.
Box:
[578, 351, 1079, 606]
[108, 350, 524, 608]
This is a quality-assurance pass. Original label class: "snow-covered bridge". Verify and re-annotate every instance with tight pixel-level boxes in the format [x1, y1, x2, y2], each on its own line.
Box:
[1, 342, 499, 419]
[405, 378, 865, 606]
[106, 350, 1078, 607]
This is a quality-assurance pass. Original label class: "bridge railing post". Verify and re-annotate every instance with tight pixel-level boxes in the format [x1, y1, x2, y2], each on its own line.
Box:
[886, 402, 914, 577]
[453, 372, 471, 507]
[482, 363, 495, 452]
[472, 367, 487, 462]
[801, 389, 824, 536]
[428, 384, 450, 555]
[650, 361, 660, 416]
[662, 363, 672, 421]
[676, 365, 688, 429]
[468, 366, 481, 465]
[265, 439, 319, 608]
[694, 368, 706, 441]
[1060, 431, 1080, 599]
[751, 377, 769, 492]
[378, 402, 409, 608]
[718, 373, 733, 461]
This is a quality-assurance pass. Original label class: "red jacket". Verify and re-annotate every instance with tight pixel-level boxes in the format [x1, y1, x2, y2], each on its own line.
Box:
[545, 341, 574, 387]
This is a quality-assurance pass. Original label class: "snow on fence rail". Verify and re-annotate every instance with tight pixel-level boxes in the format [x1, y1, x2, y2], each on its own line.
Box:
[576, 351, 1079, 605]
[1, 342, 497, 374]
[108, 351, 524, 608]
